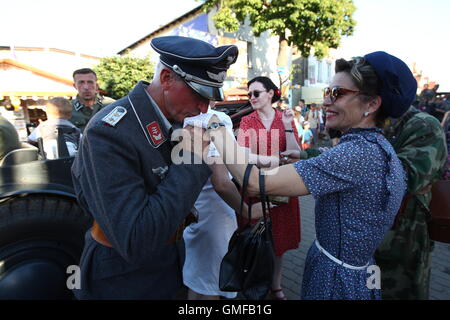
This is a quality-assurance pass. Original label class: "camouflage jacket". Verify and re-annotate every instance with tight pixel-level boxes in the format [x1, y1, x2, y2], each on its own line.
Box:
[70, 95, 115, 132]
[375, 107, 447, 299]
[384, 106, 447, 210]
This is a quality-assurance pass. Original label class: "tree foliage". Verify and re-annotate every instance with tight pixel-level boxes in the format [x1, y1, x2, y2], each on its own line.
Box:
[203, 0, 356, 58]
[94, 55, 155, 99]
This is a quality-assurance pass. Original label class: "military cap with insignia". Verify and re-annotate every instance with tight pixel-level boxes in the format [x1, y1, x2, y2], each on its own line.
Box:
[151, 36, 238, 101]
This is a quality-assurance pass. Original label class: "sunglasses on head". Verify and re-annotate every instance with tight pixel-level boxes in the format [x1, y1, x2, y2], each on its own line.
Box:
[247, 90, 266, 98]
[323, 87, 361, 103]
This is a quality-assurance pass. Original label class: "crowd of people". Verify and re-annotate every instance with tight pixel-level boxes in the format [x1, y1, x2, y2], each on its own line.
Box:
[0, 35, 448, 301]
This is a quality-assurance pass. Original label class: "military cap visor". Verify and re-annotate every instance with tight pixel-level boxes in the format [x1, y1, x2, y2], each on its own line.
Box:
[151, 36, 238, 101]
[185, 80, 225, 101]
[158, 59, 225, 101]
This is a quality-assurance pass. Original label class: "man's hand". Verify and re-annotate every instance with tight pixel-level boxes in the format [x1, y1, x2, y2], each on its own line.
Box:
[182, 125, 209, 161]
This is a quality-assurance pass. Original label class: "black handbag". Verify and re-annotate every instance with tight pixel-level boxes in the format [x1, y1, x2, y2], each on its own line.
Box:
[219, 164, 275, 300]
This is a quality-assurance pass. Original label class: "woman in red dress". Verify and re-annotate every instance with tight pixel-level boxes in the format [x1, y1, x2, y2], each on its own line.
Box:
[237, 76, 301, 300]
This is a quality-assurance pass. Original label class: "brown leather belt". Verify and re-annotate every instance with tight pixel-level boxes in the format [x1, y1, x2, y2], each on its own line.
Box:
[90, 212, 198, 248]
[91, 220, 113, 247]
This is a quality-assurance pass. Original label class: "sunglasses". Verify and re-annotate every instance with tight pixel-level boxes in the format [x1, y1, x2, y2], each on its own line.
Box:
[247, 90, 266, 98]
[323, 87, 361, 103]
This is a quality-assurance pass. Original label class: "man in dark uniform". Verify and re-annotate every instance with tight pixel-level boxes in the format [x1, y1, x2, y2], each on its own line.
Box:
[70, 68, 115, 132]
[71, 36, 238, 299]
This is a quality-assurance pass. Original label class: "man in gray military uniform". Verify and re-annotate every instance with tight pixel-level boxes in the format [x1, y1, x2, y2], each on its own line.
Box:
[71, 36, 238, 299]
[70, 68, 115, 132]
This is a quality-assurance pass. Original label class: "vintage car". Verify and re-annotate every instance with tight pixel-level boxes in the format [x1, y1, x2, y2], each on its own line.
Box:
[0, 137, 91, 299]
[213, 87, 252, 130]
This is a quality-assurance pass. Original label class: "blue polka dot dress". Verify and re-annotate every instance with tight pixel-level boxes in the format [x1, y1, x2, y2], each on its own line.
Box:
[294, 127, 406, 299]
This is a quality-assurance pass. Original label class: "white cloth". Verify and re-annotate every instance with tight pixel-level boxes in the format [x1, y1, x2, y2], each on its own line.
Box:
[183, 112, 214, 129]
[182, 185, 238, 298]
[183, 109, 234, 157]
[182, 109, 238, 298]
[40, 140, 78, 160]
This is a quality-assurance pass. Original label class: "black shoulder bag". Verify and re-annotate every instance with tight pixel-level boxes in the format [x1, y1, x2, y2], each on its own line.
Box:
[219, 164, 275, 300]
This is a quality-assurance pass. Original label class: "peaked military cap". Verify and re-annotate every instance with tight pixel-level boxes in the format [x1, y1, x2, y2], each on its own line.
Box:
[364, 51, 417, 118]
[151, 36, 239, 101]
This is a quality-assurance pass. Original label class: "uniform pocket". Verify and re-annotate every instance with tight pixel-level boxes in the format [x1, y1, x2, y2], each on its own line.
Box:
[92, 249, 140, 280]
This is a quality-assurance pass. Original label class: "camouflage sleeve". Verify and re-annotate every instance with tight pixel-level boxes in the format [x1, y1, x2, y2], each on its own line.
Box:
[394, 113, 447, 193]
[293, 147, 321, 159]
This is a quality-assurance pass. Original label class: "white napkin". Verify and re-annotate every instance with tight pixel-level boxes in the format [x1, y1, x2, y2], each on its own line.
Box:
[183, 109, 234, 157]
[183, 113, 214, 129]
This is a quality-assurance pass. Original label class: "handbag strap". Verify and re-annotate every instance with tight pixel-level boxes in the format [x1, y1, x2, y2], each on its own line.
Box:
[239, 163, 255, 223]
[258, 169, 272, 232]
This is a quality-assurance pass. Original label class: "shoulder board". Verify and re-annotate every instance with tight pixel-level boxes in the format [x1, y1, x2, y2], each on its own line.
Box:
[102, 106, 127, 127]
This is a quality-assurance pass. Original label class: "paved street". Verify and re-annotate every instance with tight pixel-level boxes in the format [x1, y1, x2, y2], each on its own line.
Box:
[281, 195, 450, 300]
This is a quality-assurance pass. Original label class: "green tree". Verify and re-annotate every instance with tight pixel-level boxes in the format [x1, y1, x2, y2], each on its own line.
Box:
[94, 55, 155, 100]
[202, 0, 356, 88]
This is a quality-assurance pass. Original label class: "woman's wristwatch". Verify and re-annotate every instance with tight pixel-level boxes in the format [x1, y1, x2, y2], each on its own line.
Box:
[207, 122, 225, 131]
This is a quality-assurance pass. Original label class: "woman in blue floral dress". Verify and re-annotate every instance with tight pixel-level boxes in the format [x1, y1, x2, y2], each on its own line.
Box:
[197, 51, 418, 299]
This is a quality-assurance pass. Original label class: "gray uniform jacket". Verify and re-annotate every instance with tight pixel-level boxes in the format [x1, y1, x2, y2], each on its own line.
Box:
[71, 81, 212, 299]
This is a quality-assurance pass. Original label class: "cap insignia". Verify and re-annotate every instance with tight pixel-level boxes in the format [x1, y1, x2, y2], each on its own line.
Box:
[206, 71, 227, 82]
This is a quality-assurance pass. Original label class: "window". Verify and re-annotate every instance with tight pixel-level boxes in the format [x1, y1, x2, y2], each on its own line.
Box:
[327, 62, 332, 82]
[317, 60, 323, 83]
[308, 64, 316, 84]
[247, 42, 253, 69]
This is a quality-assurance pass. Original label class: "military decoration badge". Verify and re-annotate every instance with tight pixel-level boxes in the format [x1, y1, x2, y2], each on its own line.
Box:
[102, 106, 127, 127]
[146, 121, 166, 147]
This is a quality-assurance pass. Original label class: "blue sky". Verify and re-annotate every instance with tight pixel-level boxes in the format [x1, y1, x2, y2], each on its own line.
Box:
[335, 0, 450, 90]
[1, 0, 449, 90]
[1, 0, 201, 55]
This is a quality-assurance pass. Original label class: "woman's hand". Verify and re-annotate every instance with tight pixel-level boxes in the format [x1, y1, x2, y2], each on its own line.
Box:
[205, 114, 226, 144]
[280, 150, 301, 164]
[242, 201, 273, 219]
[207, 114, 220, 128]
[282, 108, 294, 127]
